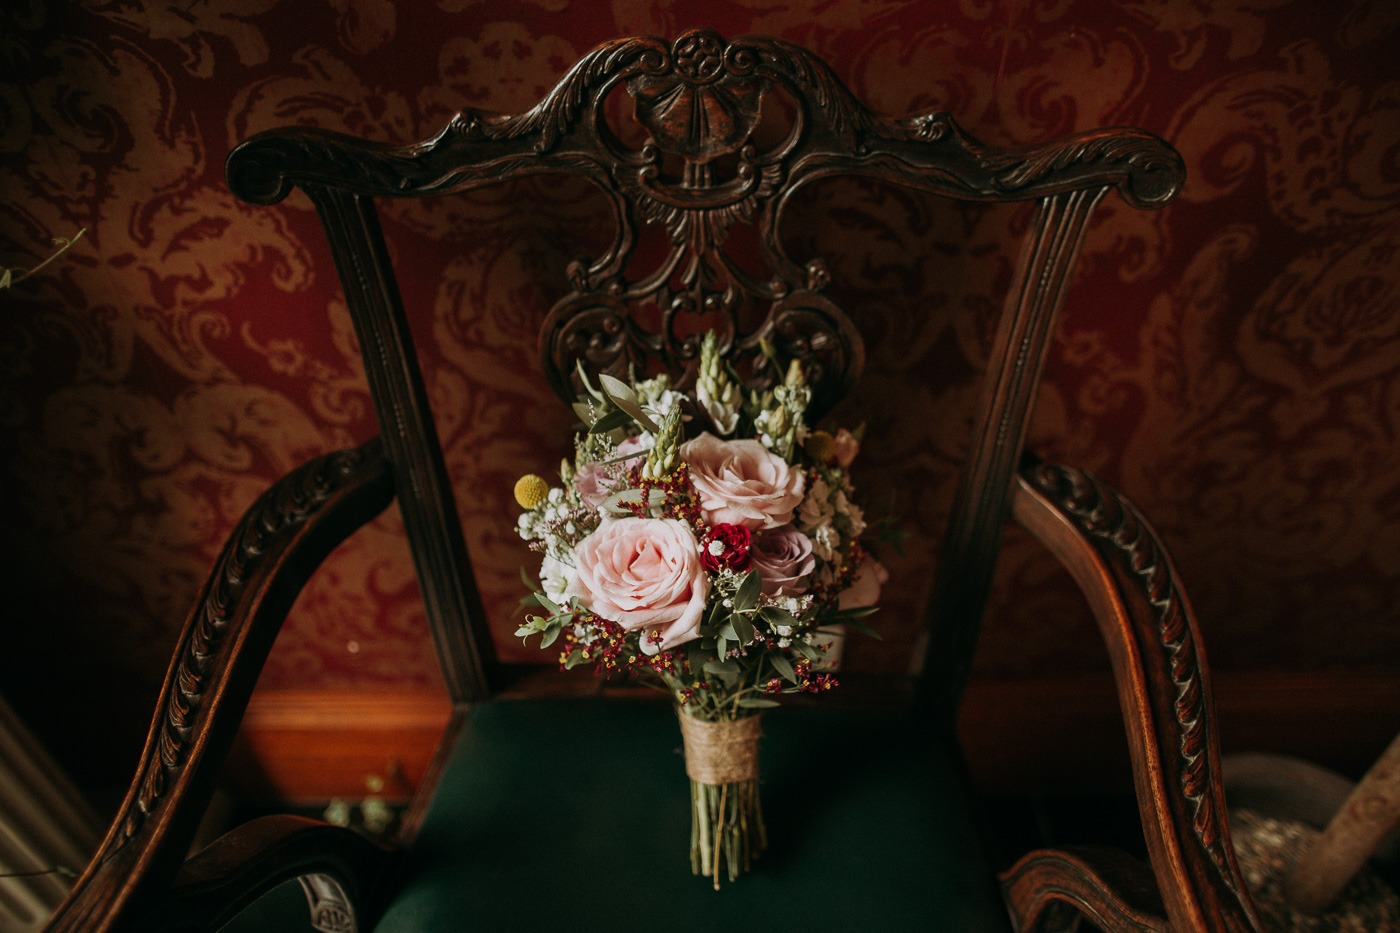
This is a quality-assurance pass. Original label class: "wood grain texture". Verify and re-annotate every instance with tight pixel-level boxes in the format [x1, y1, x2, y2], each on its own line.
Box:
[1013, 459, 1264, 931]
[302, 185, 494, 704]
[226, 688, 452, 803]
[1002, 846, 1170, 933]
[45, 441, 394, 932]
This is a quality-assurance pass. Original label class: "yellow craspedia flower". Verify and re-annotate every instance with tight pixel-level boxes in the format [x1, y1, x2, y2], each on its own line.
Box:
[804, 430, 836, 463]
[514, 474, 549, 510]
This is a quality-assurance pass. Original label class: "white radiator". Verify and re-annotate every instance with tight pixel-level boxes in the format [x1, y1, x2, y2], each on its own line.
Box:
[0, 696, 99, 932]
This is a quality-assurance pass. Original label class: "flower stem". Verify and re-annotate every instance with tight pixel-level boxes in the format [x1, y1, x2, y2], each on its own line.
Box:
[689, 777, 765, 888]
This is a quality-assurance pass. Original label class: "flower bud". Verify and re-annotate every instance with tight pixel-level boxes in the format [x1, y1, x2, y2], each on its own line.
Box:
[697, 331, 741, 435]
[642, 405, 682, 480]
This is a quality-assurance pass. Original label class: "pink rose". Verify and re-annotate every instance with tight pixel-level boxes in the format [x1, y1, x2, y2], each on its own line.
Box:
[575, 437, 647, 510]
[574, 461, 613, 509]
[831, 428, 861, 468]
[750, 524, 815, 596]
[838, 557, 888, 610]
[681, 433, 805, 529]
[567, 517, 709, 653]
[614, 435, 648, 462]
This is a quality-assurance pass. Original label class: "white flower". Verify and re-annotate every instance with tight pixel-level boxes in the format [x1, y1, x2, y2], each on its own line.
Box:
[809, 524, 841, 563]
[539, 554, 575, 605]
[832, 488, 866, 537]
[633, 374, 672, 405]
[799, 475, 834, 529]
[697, 380, 741, 435]
[642, 388, 686, 425]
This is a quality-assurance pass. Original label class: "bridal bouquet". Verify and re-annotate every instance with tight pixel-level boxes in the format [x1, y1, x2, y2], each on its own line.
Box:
[514, 332, 884, 887]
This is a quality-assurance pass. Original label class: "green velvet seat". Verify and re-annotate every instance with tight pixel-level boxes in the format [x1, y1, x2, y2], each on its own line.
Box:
[374, 698, 1011, 932]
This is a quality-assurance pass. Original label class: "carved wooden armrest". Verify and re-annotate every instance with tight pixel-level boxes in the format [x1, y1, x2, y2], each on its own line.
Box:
[1002, 845, 1169, 932]
[151, 814, 391, 932]
[1009, 458, 1263, 932]
[45, 440, 394, 933]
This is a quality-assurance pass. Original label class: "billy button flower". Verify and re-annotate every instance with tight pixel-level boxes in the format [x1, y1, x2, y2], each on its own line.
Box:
[700, 522, 752, 573]
[514, 473, 549, 510]
[804, 430, 836, 463]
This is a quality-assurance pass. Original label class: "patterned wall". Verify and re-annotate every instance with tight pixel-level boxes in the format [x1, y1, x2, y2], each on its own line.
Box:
[2, 1, 1398, 778]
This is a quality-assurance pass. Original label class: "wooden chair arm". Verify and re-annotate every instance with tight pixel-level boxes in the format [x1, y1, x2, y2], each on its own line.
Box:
[1010, 458, 1263, 932]
[142, 814, 392, 932]
[1002, 844, 1170, 932]
[45, 440, 395, 933]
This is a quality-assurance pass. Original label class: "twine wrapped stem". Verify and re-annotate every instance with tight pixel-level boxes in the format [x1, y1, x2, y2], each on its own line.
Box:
[678, 711, 766, 888]
[678, 712, 762, 784]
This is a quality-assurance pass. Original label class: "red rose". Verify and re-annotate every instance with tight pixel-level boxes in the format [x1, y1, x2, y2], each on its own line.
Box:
[700, 523, 752, 574]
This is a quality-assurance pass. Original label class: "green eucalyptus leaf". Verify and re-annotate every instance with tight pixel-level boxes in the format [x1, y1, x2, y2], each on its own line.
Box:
[719, 621, 739, 642]
[686, 641, 710, 672]
[704, 658, 740, 676]
[598, 372, 638, 404]
[599, 487, 644, 514]
[759, 606, 799, 629]
[601, 446, 650, 466]
[769, 654, 797, 684]
[588, 408, 632, 435]
[738, 697, 781, 709]
[575, 360, 605, 401]
[599, 373, 660, 432]
[731, 614, 755, 645]
[539, 627, 561, 649]
[734, 571, 761, 612]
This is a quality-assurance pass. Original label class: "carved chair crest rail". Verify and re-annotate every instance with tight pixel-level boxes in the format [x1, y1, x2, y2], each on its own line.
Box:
[46, 29, 1262, 933]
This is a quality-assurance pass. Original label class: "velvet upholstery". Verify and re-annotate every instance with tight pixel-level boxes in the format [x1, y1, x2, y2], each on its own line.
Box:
[374, 698, 1011, 932]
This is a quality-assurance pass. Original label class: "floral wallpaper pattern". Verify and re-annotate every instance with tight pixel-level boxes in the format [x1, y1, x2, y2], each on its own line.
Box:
[1, 0, 1396, 774]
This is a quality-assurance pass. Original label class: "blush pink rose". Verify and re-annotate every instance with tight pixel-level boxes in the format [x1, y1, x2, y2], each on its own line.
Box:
[575, 437, 648, 510]
[574, 461, 613, 509]
[750, 524, 816, 596]
[681, 433, 805, 529]
[831, 428, 861, 468]
[567, 517, 709, 653]
[838, 557, 888, 610]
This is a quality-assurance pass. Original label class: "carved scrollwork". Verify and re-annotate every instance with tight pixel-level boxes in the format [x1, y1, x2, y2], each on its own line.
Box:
[1021, 461, 1237, 895]
[229, 29, 1183, 428]
[985, 130, 1185, 208]
[540, 294, 649, 400]
[107, 442, 384, 856]
[744, 291, 864, 417]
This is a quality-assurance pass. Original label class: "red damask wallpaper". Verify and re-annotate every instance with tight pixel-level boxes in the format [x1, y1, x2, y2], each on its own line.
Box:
[2, 1, 1398, 781]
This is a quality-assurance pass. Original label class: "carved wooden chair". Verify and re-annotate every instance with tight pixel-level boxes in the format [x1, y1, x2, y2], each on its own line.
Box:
[46, 30, 1264, 933]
